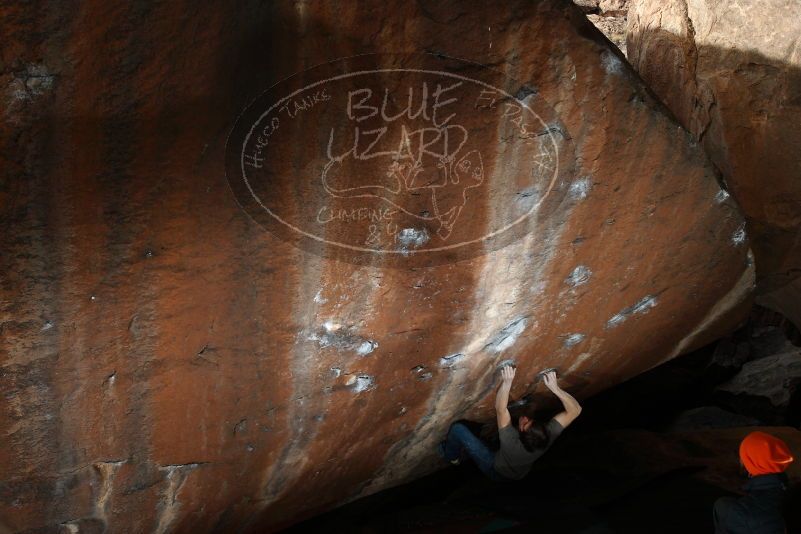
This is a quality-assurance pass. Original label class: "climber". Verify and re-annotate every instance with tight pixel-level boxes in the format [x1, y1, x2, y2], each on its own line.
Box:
[713, 431, 795, 533]
[438, 366, 582, 481]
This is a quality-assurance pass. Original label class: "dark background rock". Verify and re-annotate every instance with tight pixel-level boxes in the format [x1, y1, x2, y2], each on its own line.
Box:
[717, 350, 801, 408]
[710, 337, 751, 370]
[665, 406, 762, 432]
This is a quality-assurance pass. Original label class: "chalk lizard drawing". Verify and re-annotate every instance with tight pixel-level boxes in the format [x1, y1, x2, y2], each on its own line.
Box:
[322, 125, 484, 240]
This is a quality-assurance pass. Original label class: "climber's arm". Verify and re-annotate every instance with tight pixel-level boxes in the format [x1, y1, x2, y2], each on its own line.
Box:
[495, 366, 515, 429]
[543, 371, 582, 428]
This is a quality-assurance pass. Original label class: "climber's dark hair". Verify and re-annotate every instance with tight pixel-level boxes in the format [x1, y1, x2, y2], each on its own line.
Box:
[520, 422, 550, 452]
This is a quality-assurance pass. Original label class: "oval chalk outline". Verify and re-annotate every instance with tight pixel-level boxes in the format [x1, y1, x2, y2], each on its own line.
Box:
[234, 63, 562, 255]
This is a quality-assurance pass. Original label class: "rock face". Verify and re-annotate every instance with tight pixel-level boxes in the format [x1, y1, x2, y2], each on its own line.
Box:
[573, 0, 630, 54]
[627, 0, 801, 331]
[1, 0, 752, 532]
[717, 347, 801, 408]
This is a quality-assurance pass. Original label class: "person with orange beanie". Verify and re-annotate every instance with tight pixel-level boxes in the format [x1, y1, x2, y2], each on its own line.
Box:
[714, 431, 795, 533]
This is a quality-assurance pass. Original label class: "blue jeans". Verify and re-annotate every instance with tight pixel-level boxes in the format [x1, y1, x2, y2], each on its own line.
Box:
[441, 422, 506, 481]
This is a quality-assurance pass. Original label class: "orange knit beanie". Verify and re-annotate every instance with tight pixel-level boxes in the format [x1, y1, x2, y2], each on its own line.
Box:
[739, 431, 794, 476]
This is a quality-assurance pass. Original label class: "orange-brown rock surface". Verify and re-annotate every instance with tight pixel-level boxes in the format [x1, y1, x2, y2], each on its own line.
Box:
[627, 0, 801, 330]
[1, 0, 753, 531]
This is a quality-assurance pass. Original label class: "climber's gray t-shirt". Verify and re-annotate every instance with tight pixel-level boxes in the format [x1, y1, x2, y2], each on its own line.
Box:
[493, 418, 563, 480]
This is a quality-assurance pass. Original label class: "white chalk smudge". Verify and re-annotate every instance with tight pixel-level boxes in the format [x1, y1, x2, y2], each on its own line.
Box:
[568, 177, 592, 200]
[356, 340, 378, 356]
[566, 265, 592, 287]
[516, 187, 541, 212]
[348, 374, 374, 393]
[631, 296, 658, 314]
[601, 50, 624, 75]
[313, 290, 327, 304]
[606, 313, 627, 329]
[530, 280, 547, 296]
[484, 317, 527, 353]
[566, 352, 593, 374]
[330, 367, 342, 378]
[396, 228, 429, 253]
[416, 370, 433, 381]
[440, 353, 466, 368]
[606, 295, 658, 329]
[310, 322, 378, 356]
[731, 224, 747, 246]
[715, 190, 730, 203]
[563, 333, 586, 348]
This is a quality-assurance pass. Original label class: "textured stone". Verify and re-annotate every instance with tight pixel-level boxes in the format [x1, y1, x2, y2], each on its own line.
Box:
[574, 0, 629, 55]
[665, 406, 762, 431]
[710, 337, 750, 369]
[1, 0, 751, 531]
[599, 0, 628, 14]
[717, 349, 801, 407]
[627, 0, 801, 330]
[586, 14, 629, 55]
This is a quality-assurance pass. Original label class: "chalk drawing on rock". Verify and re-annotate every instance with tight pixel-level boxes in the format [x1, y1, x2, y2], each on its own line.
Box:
[226, 53, 571, 265]
[323, 135, 485, 240]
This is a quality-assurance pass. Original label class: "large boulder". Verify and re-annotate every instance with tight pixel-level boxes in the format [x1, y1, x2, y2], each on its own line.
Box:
[1, 0, 752, 531]
[626, 0, 801, 331]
